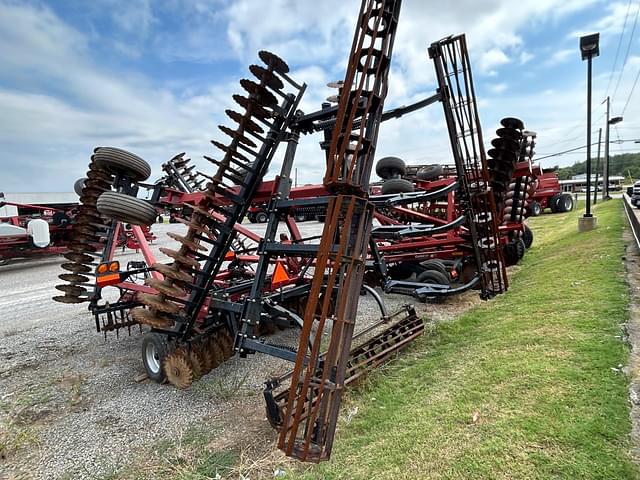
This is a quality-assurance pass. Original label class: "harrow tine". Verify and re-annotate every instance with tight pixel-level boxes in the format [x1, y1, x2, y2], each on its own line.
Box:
[225, 109, 264, 134]
[258, 50, 290, 75]
[232, 94, 274, 120]
[218, 125, 258, 148]
[249, 64, 285, 91]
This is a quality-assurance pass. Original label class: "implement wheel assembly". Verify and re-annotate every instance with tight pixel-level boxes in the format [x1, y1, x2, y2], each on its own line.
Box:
[420, 259, 449, 278]
[557, 193, 574, 213]
[528, 200, 541, 217]
[416, 164, 444, 181]
[73, 178, 86, 197]
[93, 147, 151, 182]
[376, 156, 406, 180]
[381, 178, 414, 195]
[522, 225, 534, 249]
[97, 191, 157, 226]
[417, 269, 450, 286]
[141, 333, 170, 383]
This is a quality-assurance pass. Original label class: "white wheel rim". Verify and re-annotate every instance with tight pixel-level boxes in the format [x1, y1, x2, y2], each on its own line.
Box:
[145, 342, 161, 374]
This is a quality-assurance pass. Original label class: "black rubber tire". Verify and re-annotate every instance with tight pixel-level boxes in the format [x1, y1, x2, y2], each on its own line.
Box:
[557, 193, 574, 213]
[74, 178, 86, 197]
[416, 164, 444, 181]
[141, 333, 169, 383]
[255, 211, 269, 223]
[93, 147, 151, 182]
[548, 194, 561, 213]
[503, 241, 519, 266]
[516, 238, 526, 259]
[376, 156, 406, 180]
[504, 239, 526, 266]
[96, 191, 157, 226]
[52, 211, 70, 226]
[522, 225, 534, 249]
[528, 201, 541, 217]
[420, 259, 449, 278]
[248, 213, 257, 223]
[388, 262, 416, 280]
[381, 178, 414, 195]
[416, 269, 450, 286]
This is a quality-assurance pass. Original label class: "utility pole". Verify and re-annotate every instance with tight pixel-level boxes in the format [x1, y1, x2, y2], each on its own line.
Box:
[594, 127, 602, 205]
[603, 95, 623, 200]
[603, 96, 609, 201]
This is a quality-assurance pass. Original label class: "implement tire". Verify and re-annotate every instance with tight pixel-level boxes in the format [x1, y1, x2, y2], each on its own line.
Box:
[93, 147, 151, 182]
[97, 191, 157, 226]
[376, 156, 406, 180]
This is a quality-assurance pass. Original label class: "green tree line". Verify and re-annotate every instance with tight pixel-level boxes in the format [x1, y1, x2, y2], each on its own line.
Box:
[554, 153, 640, 181]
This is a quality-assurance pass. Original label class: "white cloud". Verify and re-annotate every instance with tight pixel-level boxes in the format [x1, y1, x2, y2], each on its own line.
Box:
[520, 51, 535, 65]
[480, 48, 510, 72]
[1, 0, 638, 193]
[544, 48, 575, 66]
[490, 83, 509, 94]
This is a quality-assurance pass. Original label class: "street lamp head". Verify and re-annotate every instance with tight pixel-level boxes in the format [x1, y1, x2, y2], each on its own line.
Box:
[580, 33, 600, 60]
[609, 116, 623, 125]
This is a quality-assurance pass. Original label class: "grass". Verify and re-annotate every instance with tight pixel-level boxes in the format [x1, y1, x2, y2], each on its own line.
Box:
[105, 423, 237, 480]
[291, 199, 637, 480]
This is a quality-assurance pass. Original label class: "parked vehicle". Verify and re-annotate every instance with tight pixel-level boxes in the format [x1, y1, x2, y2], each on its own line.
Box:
[630, 180, 640, 208]
[527, 171, 574, 216]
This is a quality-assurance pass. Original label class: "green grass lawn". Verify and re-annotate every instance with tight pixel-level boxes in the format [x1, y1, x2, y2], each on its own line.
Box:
[293, 199, 637, 480]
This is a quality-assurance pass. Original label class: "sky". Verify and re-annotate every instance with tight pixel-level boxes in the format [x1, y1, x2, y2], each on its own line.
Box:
[1, 0, 639, 193]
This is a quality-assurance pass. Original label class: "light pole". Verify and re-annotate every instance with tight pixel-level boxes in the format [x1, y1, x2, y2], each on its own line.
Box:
[579, 33, 599, 232]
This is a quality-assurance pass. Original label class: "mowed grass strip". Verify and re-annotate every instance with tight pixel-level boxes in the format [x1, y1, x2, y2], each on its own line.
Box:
[294, 199, 636, 480]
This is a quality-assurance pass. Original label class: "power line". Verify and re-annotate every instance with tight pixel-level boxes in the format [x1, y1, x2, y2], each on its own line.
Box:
[605, 0, 634, 98]
[612, 1, 640, 104]
[536, 138, 640, 161]
[622, 66, 640, 115]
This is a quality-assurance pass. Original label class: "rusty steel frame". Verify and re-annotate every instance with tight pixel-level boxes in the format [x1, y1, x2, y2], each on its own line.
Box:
[429, 34, 507, 297]
[279, 0, 403, 462]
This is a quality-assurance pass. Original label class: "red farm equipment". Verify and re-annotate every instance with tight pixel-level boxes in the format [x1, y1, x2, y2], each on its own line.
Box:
[527, 170, 574, 216]
[0, 199, 76, 264]
[53, 0, 512, 463]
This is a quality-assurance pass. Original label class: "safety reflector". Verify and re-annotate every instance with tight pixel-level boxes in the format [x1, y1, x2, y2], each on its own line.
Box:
[96, 273, 121, 287]
[272, 262, 290, 287]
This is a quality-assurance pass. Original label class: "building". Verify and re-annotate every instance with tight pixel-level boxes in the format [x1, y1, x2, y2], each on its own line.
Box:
[558, 174, 625, 193]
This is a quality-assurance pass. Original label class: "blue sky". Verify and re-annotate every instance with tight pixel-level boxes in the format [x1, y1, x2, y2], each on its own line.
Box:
[1, 0, 639, 192]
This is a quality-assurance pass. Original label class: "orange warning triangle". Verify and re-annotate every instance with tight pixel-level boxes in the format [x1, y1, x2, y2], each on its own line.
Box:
[272, 262, 290, 286]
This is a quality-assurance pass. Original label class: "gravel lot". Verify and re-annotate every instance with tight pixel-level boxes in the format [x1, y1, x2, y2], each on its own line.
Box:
[0, 221, 478, 479]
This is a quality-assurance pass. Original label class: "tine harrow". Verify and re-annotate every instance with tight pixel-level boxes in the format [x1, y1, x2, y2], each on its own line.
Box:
[279, 0, 403, 462]
[428, 35, 507, 297]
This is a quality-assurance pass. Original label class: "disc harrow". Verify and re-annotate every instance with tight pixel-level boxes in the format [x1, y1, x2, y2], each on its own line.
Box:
[161, 153, 206, 193]
[53, 155, 114, 304]
[131, 51, 306, 376]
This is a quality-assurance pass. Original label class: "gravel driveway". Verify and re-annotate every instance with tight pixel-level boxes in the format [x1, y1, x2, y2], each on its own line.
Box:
[0, 221, 477, 479]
